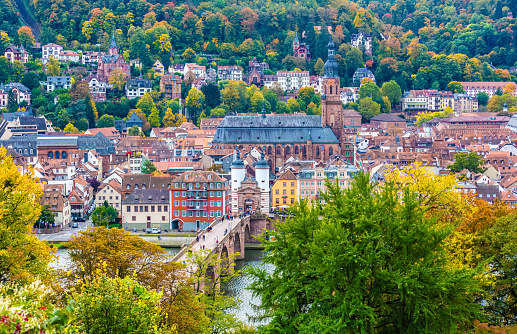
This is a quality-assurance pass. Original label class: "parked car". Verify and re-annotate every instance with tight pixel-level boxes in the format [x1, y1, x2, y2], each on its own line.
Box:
[72, 222, 78, 228]
[151, 228, 161, 234]
[133, 228, 137, 232]
[74, 217, 86, 222]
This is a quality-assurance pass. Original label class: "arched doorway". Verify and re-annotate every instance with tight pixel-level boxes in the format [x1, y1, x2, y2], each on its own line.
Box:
[245, 224, 251, 243]
[244, 198, 254, 212]
[171, 218, 183, 230]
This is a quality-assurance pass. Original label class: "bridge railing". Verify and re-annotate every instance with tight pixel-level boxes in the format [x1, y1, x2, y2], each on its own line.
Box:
[172, 217, 222, 263]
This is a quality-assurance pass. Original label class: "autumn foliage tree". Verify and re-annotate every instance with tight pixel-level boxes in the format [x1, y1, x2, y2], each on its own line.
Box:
[0, 148, 53, 284]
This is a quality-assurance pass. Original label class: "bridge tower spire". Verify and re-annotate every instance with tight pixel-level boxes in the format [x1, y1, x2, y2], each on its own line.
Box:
[231, 146, 246, 213]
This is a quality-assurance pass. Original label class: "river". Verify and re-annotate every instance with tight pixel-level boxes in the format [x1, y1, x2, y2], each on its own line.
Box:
[53, 248, 268, 326]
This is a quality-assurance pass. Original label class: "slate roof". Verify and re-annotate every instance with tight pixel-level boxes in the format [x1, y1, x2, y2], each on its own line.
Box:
[100, 54, 121, 63]
[12, 116, 47, 132]
[371, 113, 406, 122]
[122, 189, 170, 205]
[212, 115, 339, 144]
[0, 82, 31, 93]
[2, 110, 33, 121]
[126, 78, 152, 89]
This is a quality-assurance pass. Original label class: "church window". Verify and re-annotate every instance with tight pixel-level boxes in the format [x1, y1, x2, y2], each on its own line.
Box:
[62, 151, 67, 159]
[330, 86, 332, 95]
[316, 147, 320, 156]
[48, 152, 53, 159]
[329, 147, 333, 156]
[295, 146, 299, 154]
[55, 151, 60, 159]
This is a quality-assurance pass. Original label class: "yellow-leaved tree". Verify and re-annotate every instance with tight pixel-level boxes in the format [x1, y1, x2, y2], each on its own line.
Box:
[384, 163, 475, 269]
[0, 147, 53, 283]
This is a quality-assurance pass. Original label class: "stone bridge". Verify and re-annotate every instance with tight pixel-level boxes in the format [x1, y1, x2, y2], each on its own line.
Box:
[172, 211, 275, 268]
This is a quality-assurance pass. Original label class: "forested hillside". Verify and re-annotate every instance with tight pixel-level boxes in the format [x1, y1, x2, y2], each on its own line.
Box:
[8, 0, 512, 89]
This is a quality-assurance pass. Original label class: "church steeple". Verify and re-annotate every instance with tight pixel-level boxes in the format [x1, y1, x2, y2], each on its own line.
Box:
[109, 32, 119, 56]
[323, 38, 339, 79]
[321, 36, 343, 142]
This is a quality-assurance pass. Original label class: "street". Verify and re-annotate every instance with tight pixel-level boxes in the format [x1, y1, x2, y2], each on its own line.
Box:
[36, 218, 92, 242]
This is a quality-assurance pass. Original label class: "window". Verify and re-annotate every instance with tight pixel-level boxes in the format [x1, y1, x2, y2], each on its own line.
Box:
[140, 206, 143, 212]
[283, 182, 286, 187]
[164, 206, 168, 212]
[216, 211, 222, 217]
[291, 190, 295, 195]
[216, 201, 222, 207]
[216, 191, 222, 197]
[182, 210, 187, 217]
[275, 190, 279, 195]
[134, 206, 138, 212]
[291, 198, 295, 204]
[127, 206, 131, 212]
[283, 198, 287, 204]
[275, 198, 279, 204]
[132, 216, 136, 221]
[162, 216, 166, 221]
[151, 206, 155, 212]
[147, 216, 151, 221]
[291, 182, 295, 187]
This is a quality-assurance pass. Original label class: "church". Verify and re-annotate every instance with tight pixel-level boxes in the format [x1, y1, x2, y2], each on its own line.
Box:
[209, 39, 354, 172]
[97, 35, 131, 79]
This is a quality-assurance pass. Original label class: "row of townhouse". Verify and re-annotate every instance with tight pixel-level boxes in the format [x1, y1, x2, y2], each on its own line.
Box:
[401, 90, 478, 115]
[119, 171, 230, 231]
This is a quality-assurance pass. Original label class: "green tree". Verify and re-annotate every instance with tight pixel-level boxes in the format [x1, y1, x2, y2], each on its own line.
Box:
[136, 93, 156, 117]
[84, 95, 97, 129]
[91, 205, 118, 227]
[69, 273, 162, 334]
[359, 81, 382, 103]
[344, 48, 364, 77]
[381, 80, 402, 106]
[314, 58, 325, 76]
[148, 107, 161, 128]
[478, 214, 517, 325]
[128, 125, 142, 136]
[276, 101, 290, 114]
[448, 81, 465, 93]
[0, 148, 52, 284]
[141, 158, 157, 174]
[185, 87, 205, 125]
[477, 92, 489, 106]
[248, 172, 481, 333]
[287, 98, 300, 113]
[96, 114, 115, 128]
[76, 118, 89, 131]
[447, 152, 485, 174]
[37, 205, 55, 227]
[45, 56, 60, 76]
[358, 97, 380, 121]
[186, 249, 241, 333]
[201, 83, 221, 109]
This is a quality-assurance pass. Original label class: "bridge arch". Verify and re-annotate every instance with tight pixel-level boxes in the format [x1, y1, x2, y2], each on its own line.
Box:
[245, 224, 251, 243]
[220, 245, 229, 271]
[234, 232, 242, 259]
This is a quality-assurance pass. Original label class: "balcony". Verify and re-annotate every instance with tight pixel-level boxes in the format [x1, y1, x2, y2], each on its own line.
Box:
[188, 196, 207, 200]
[187, 205, 208, 210]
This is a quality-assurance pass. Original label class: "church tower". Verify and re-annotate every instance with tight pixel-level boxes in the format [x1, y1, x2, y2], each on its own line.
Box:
[108, 33, 119, 56]
[321, 38, 343, 140]
[293, 31, 300, 57]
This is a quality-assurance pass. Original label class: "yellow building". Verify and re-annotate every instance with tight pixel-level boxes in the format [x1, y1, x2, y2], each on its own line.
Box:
[271, 171, 298, 207]
[152, 60, 165, 76]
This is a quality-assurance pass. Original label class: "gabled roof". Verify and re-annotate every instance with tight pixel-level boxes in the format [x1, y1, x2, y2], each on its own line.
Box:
[276, 170, 297, 181]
